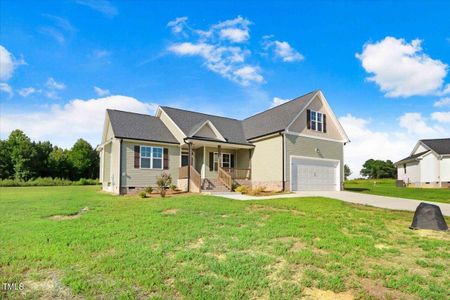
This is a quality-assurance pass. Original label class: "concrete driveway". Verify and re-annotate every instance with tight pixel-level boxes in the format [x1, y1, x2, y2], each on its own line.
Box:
[212, 191, 450, 216]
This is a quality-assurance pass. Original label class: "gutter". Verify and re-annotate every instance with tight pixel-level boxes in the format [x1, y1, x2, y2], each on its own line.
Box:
[281, 132, 285, 191]
[118, 139, 123, 195]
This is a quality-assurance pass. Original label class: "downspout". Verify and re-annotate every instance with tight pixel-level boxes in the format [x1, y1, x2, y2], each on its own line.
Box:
[187, 142, 192, 192]
[118, 139, 123, 195]
[281, 132, 285, 191]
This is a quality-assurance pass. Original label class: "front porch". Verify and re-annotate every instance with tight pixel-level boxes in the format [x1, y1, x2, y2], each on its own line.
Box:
[178, 139, 253, 192]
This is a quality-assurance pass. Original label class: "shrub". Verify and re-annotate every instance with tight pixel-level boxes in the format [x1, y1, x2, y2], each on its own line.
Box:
[156, 172, 172, 198]
[0, 177, 99, 187]
[169, 184, 177, 191]
[248, 186, 266, 196]
[231, 182, 239, 191]
[145, 186, 153, 194]
[138, 191, 147, 198]
[235, 185, 249, 194]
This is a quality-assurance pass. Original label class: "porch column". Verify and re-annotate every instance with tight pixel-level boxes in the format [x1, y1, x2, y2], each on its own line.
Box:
[202, 146, 206, 178]
[187, 143, 192, 192]
[217, 145, 222, 173]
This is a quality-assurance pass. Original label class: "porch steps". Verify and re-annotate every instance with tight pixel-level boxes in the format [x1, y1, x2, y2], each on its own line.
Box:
[201, 179, 230, 192]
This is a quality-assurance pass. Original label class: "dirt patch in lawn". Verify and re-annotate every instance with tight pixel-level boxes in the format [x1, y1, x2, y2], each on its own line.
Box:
[413, 229, 450, 240]
[247, 204, 304, 215]
[188, 238, 204, 249]
[48, 207, 88, 221]
[359, 278, 414, 300]
[22, 272, 79, 299]
[161, 209, 178, 215]
[302, 287, 353, 300]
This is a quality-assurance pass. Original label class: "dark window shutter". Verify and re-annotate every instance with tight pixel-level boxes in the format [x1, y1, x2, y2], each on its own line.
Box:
[163, 148, 169, 169]
[134, 145, 140, 168]
[209, 152, 214, 171]
[230, 154, 235, 168]
[306, 109, 311, 129]
[323, 114, 327, 133]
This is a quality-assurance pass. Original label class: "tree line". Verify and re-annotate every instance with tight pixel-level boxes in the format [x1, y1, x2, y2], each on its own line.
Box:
[0, 130, 99, 181]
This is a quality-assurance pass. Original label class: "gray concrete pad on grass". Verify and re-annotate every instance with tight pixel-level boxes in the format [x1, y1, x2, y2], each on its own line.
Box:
[211, 191, 450, 216]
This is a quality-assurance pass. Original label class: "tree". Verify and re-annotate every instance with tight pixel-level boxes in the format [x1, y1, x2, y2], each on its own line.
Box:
[360, 159, 396, 179]
[69, 139, 99, 180]
[48, 146, 72, 179]
[7, 130, 36, 180]
[32, 141, 53, 178]
[0, 140, 13, 179]
[344, 164, 352, 180]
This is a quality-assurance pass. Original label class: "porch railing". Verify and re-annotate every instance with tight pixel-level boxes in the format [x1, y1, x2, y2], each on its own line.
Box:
[218, 167, 233, 190]
[223, 168, 251, 180]
[179, 165, 201, 192]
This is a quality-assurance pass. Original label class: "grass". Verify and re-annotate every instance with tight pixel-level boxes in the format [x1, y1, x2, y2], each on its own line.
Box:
[345, 179, 450, 204]
[1, 186, 449, 299]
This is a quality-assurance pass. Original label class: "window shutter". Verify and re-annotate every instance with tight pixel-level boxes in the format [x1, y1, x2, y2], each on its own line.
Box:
[209, 152, 214, 171]
[323, 114, 327, 133]
[306, 109, 311, 129]
[163, 148, 169, 169]
[230, 154, 235, 168]
[134, 145, 140, 168]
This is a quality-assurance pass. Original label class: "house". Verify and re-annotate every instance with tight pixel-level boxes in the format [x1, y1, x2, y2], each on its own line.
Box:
[97, 90, 350, 194]
[395, 138, 450, 188]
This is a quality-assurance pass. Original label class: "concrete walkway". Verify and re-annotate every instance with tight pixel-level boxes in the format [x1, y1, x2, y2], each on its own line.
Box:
[212, 191, 450, 216]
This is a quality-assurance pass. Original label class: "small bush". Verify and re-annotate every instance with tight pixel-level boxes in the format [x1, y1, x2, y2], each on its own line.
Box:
[248, 186, 266, 196]
[144, 186, 153, 194]
[156, 172, 172, 198]
[138, 191, 147, 198]
[231, 182, 239, 191]
[235, 185, 249, 194]
[169, 184, 177, 191]
[0, 177, 99, 187]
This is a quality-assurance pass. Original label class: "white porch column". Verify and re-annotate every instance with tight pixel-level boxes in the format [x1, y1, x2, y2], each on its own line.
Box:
[201, 146, 206, 178]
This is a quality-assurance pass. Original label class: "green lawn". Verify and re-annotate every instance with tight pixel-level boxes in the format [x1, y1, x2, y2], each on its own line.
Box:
[1, 186, 449, 299]
[345, 179, 450, 204]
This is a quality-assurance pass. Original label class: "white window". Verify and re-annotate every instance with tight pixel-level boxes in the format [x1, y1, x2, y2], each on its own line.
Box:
[140, 146, 163, 169]
[310, 110, 324, 132]
[213, 152, 232, 171]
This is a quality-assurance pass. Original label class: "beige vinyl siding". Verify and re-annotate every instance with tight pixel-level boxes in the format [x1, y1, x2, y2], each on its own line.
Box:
[195, 124, 217, 139]
[251, 135, 283, 182]
[159, 110, 186, 143]
[105, 121, 114, 141]
[236, 149, 251, 169]
[103, 142, 112, 182]
[288, 95, 342, 140]
[121, 141, 180, 187]
[194, 148, 203, 174]
[285, 134, 344, 189]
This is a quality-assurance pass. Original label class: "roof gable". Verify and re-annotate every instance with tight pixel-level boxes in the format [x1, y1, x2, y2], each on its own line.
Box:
[420, 138, 450, 155]
[189, 120, 226, 141]
[107, 109, 179, 144]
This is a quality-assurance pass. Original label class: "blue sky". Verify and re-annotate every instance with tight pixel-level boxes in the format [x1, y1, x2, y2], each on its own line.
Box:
[1, 0, 449, 174]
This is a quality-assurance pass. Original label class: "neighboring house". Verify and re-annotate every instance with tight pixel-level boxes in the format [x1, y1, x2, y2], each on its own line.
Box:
[98, 90, 349, 194]
[395, 138, 450, 188]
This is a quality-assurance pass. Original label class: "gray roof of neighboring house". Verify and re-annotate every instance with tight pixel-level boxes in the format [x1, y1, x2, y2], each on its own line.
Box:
[107, 109, 179, 144]
[242, 90, 318, 139]
[421, 138, 450, 155]
[395, 150, 430, 165]
[160, 106, 252, 145]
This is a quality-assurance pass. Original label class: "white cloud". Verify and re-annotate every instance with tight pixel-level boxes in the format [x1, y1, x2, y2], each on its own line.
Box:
[167, 16, 262, 86]
[356, 36, 448, 97]
[399, 112, 444, 135]
[263, 37, 304, 62]
[94, 86, 110, 96]
[0, 45, 26, 81]
[18, 87, 38, 97]
[270, 97, 289, 107]
[339, 112, 449, 178]
[219, 28, 249, 43]
[46, 77, 66, 90]
[39, 27, 66, 44]
[434, 97, 450, 107]
[431, 111, 450, 123]
[0, 95, 156, 148]
[75, 0, 118, 17]
[0, 83, 13, 97]
[167, 17, 188, 34]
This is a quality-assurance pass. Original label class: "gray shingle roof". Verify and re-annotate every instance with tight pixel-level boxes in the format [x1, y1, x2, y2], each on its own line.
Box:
[160, 106, 252, 145]
[421, 138, 450, 155]
[395, 150, 430, 165]
[107, 109, 179, 144]
[242, 90, 318, 139]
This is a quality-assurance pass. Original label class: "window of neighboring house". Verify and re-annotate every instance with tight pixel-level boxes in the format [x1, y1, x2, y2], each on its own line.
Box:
[213, 152, 231, 171]
[140, 146, 163, 169]
[403, 164, 406, 173]
[310, 110, 324, 132]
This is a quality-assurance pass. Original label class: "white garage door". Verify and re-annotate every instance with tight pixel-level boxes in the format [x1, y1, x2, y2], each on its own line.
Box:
[291, 157, 339, 191]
